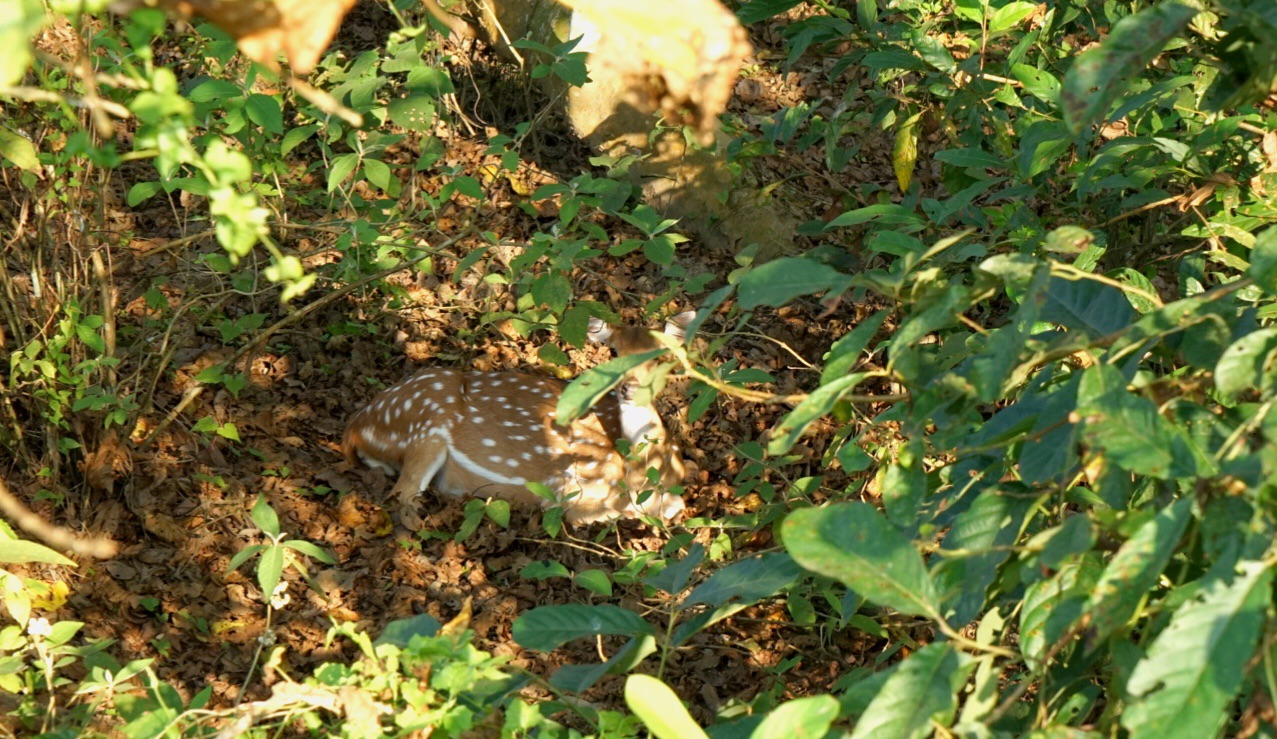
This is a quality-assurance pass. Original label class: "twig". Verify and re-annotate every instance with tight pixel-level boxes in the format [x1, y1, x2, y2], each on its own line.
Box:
[0, 474, 119, 559]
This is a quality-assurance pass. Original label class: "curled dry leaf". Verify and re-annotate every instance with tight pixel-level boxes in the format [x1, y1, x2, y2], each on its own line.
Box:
[562, 0, 751, 145]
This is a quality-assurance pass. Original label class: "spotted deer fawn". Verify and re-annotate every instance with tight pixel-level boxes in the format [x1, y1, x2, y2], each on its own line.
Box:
[341, 312, 693, 528]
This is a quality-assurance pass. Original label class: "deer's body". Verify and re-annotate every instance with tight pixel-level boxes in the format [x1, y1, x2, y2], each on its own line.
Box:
[341, 314, 691, 527]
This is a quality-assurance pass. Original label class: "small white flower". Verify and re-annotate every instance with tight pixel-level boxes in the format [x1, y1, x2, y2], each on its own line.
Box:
[27, 617, 51, 638]
[270, 581, 291, 609]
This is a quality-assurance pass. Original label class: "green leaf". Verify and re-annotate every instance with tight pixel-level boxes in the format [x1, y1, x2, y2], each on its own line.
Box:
[557, 349, 665, 423]
[849, 643, 975, 739]
[388, 94, 436, 131]
[531, 272, 572, 313]
[512, 604, 656, 651]
[0, 128, 39, 172]
[1249, 226, 1277, 294]
[626, 674, 709, 739]
[362, 159, 392, 192]
[537, 343, 569, 366]
[374, 614, 442, 647]
[682, 552, 802, 609]
[1078, 365, 1176, 479]
[1020, 557, 1099, 672]
[822, 204, 927, 232]
[0, 538, 75, 566]
[281, 540, 335, 564]
[783, 503, 939, 617]
[1012, 63, 1060, 105]
[751, 695, 839, 738]
[933, 148, 1005, 170]
[644, 544, 704, 595]
[187, 79, 241, 102]
[250, 495, 281, 537]
[822, 311, 888, 384]
[1085, 498, 1192, 648]
[768, 372, 869, 455]
[1214, 328, 1277, 400]
[280, 124, 319, 157]
[327, 153, 360, 193]
[910, 30, 956, 74]
[737, 258, 850, 310]
[988, 1, 1038, 32]
[244, 94, 283, 134]
[127, 181, 162, 206]
[0, 0, 43, 87]
[735, 0, 804, 24]
[257, 545, 284, 599]
[1041, 276, 1136, 337]
[932, 486, 1034, 626]
[1123, 561, 1272, 739]
[1061, 1, 1199, 132]
[574, 569, 613, 596]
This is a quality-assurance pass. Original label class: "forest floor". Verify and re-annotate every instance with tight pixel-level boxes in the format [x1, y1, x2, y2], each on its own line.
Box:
[2, 1, 919, 730]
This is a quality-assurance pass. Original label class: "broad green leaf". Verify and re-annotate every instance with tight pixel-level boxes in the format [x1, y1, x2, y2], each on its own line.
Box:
[574, 569, 613, 596]
[849, 643, 975, 739]
[1078, 365, 1176, 478]
[388, 94, 436, 131]
[362, 159, 392, 192]
[281, 540, 335, 564]
[187, 79, 240, 103]
[127, 182, 162, 206]
[1085, 498, 1192, 648]
[823, 204, 927, 232]
[989, 1, 1038, 32]
[374, 614, 442, 647]
[1041, 276, 1136, 337]
[1061, 1, 1199, 132]
[1016, 120, 1074, 178]
[280, 124, 319, 157]
[736, 258, 850, 310]
[1249, 226, 1277, 294]
[933, 148, 1005, 170]
[736, 0, 804, 24]
[244, 94, 283, 134]
[682, 552, 803, 609]
[250, 495, 281, 537]
[932, 486, 1034, 625]
[326, 153, 360, 193]
[910, 30, 956, 74]
[0, 0, 43, 86]
[1012, 63, 1060, 105]
[783, 503, 939, 617]
[512, 604, 656, 651]
[531, 272, 572, 313]
[1123, 561, 1271, 739]
[0, 538, 75, 566]
[256, 545, 284, 599]
[768, 372, 869, 455]
[751, 695, 839, 738]
[645, 544, 704, 595]
[626, 674, 708, 739]
[1020, 557, 1098, 672]
[557, 349, 664, 423]
[1214, 327, 1277, 400]
[0, 128, 39, 172]
[551, 634, 657, 693]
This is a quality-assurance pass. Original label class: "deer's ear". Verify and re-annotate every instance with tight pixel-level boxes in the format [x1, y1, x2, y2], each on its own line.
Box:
[663, 310, 697, 341]
[587, 317, 614, 344]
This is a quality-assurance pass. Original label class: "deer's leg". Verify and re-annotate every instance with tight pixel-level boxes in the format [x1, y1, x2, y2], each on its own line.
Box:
[391, 436, 448, 531]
